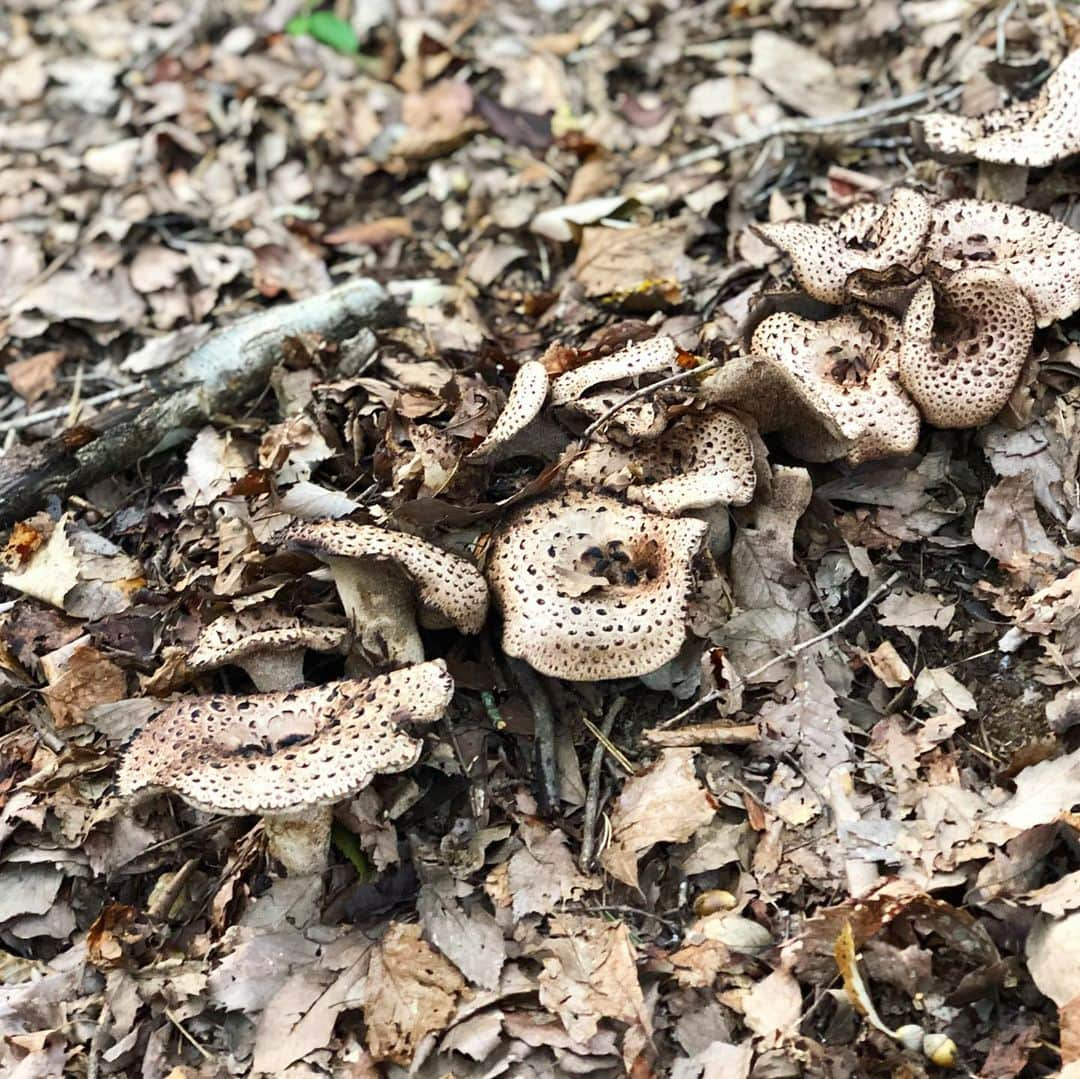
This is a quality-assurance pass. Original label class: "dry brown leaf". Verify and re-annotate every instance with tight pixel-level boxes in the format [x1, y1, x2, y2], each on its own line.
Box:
[358, 922, 464, 1066]
[323, 217, 414, 247]
[990, 748, 1080, 830]
[742, 968, 803, 1037]
[1026, 912, 1080, 1007]
[40, 637, 126, 729]
[863, 640, 913, 688]
[533, 914, 650, 1046]
[973, 474, 1062, 582]
[600, 748, 715, 887]
[5, 350, 64, 404]
[507, 822, 600, 918]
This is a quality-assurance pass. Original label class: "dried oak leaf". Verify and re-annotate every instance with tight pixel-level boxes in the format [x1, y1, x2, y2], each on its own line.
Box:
[532, 914, 651, 1046]
[600, 748, 716, 887]
[358, 921, 464, 1066]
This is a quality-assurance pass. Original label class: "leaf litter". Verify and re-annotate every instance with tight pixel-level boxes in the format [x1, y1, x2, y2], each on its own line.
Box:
[0, 2, 1078, 1078]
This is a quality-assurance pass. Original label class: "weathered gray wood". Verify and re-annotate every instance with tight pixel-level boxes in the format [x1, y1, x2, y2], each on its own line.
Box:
[0, 279, 394, 525]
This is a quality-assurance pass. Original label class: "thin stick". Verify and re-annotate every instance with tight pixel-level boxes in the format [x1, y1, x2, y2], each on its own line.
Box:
[661, 571, 903, 729]
[0, 383, 145, 434]
[86, 999, 111, 1079]
[580, 697, 623, 872]
[164, 1008, 212, 1060]
[581, 358, 725, 441]
[660, 85, 963, 175]
[509, 657, 560, 817]
[147, 858, 199, 920]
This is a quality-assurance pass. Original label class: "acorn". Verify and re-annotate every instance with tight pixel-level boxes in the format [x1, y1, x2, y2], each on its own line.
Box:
[922, 1032, 958, 1068]
[893, 1024, 925, 1053]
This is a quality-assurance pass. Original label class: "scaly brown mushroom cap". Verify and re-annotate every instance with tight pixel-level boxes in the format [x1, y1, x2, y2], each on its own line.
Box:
[486, 492, 708, 680]
[749, 307, 922, 464]
[921, 199, 1080, 327]
[753, 188, 933, 304]
[469, 360, 550, 460]
[116, 660, 454, 814]
[285, 521, 489, 635]
[899, 268, 1034, 429]
[565, 394, 668, 441]
[550, 336, 681, 406]
[565, 409, 756, 514]
[188, 606, 348, 673]
[916, 52, 1080, 168]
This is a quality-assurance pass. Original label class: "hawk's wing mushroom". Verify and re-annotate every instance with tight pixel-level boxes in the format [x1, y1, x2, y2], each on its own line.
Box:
[550, 336, 682, 406]
[899, 268, 1034, 428]
[284, 522, 489, 668]
[916, 52, 1080, 168]
[753, 188, 933, 304]
[748, 307, 922, 464]
[923, 199, 1080, 327]
[565, 409, 757, 515]
[117, 660, 455, 879]
[468, 360, 550, 461]
[486, 491, 707, 680]
[188, 605, 348, 691]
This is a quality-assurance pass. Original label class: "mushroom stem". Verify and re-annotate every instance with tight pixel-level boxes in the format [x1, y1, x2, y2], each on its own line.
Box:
[264, 806, 334, 877]
[327, 558, 423, 667]
[239, 648, 307, 692]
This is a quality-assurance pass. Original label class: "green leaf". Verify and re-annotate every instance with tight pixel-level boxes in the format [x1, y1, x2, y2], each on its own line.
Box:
[332, 822, 375, 881]
[306, 11, 360, 55]
[284, 15, 311, 35]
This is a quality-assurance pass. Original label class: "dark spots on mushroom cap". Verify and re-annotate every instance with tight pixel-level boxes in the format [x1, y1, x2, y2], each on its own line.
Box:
[485, 491, 707, 680]
[114, 660, 455, 815]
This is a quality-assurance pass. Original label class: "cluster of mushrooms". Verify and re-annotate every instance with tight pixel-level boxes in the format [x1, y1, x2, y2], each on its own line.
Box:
[118, 55, 1080, 903]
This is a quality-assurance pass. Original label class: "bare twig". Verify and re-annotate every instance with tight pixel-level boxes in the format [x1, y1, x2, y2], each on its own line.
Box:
[581, 358, 725, 441]
[642, 721, 760, 747]
[661, 571, 903, 728]
[509, 657, 560, 816]
[660, 85, 963, 176]
[147, 858, 199, 920]
[579, 697, 623, 872]
[0, 383, 146, 435]
[86, 999, 111, 1079]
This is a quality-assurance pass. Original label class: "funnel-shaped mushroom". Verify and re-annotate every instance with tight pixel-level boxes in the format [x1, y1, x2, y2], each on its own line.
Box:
[117, 660, 454, 877]
[702, 355, 851, 462]
[284, 522, 489, 668]
[565, 409, 756, 514]
[188, 605, 349, 691]
[922, 199, 1080, 327]
[916, 52, 1080, 167]
[753, 188, 933, 304]
[747, 307, 922, 464]
[899, 267, 1034, 428]
[486, 492, 708, 680]
[468, 360, 550, 461]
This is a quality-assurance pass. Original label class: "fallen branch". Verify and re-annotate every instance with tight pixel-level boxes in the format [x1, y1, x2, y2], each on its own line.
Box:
[642, 720, 759, 747]
[0, 279, 394, 526]
[661, 571, 903, 729]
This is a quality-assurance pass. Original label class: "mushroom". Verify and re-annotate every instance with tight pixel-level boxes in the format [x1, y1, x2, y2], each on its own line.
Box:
[564, 408, 757, 514]
[550, 336, 683, 406]
[899, 267, 1034, 428]
[701, 354, 851, 463]
[116, 660, 455, 878]
[746, 307, 922, 464]
[916, 51, 1080, 168]
[188, 604, 349, 691]
[468, 360, 550, 461]
[753, 188, 933, 305]
[921, 199, 1080, 327]
[486, 491, 708, 680]
[284, 521, 489, 668]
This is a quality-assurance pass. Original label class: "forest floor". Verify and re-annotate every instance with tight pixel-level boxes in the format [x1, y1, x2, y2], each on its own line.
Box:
[0, 1, 1078, 1077]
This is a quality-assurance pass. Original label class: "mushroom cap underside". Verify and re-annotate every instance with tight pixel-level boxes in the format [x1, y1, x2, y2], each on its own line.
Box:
[285, 520, 489, 634]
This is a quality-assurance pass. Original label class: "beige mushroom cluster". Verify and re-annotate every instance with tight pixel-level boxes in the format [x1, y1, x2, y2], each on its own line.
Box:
[707, 186, 1080, 455]
[123, 517, 492, 901]
[468, 337, 763, 680]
